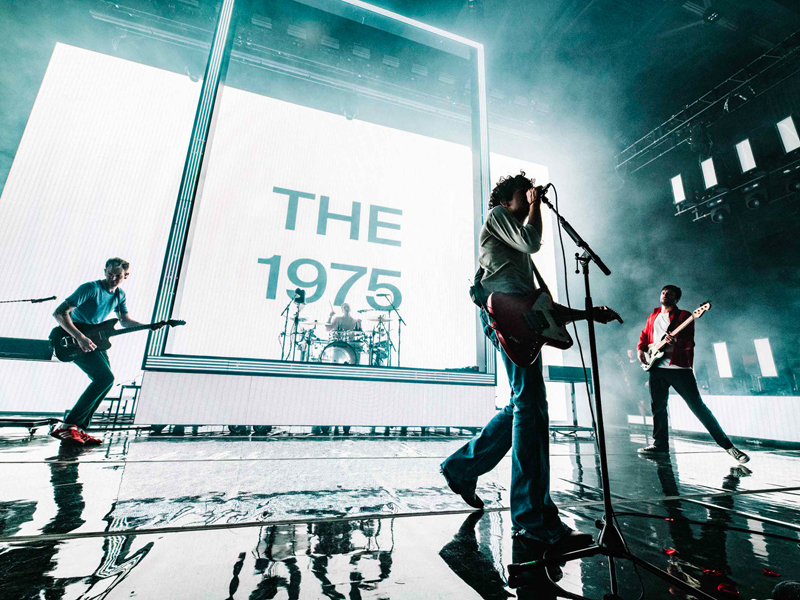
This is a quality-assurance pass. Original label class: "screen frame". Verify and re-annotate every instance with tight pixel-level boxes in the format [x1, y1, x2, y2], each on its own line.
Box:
[141, 0, 496, 386]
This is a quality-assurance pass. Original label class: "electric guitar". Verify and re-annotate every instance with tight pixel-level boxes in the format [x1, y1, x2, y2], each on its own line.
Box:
[486, 290, 574, 367]
[49, 318, 185, 362]
[640, 301, 711, 371]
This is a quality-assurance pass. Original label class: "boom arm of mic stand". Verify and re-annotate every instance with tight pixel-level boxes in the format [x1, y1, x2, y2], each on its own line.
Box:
[541, 198, 611, 276]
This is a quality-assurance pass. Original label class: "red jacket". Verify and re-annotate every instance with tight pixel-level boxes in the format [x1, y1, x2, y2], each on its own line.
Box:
[638, 307, 695, 368]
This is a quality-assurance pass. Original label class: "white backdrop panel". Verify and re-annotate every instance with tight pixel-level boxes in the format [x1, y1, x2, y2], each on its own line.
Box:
[0, 44, 199, 413]
[0, 43, 563, 423]
[137, 371, 496, 427]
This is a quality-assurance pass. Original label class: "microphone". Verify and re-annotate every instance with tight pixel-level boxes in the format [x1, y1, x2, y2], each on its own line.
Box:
[535, 183, 553, 195]
[377, 294, 392, 298]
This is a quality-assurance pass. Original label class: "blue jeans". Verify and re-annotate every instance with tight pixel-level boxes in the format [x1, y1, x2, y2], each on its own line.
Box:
[442, 312, 566, 543]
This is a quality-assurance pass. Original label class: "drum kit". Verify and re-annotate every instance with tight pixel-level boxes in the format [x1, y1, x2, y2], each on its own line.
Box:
[284, 312, 396, 366]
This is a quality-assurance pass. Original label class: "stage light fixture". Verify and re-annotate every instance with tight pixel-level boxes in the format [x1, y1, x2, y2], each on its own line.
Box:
[670, 174, 686, 203]
[713, 342, 733, 378]
[780, 163, 800, 195]
[735, 139, 756, 173]
[700, 157, 718, 189]
[754, 338, 778, 377]
[742, 180, 767, 210]
[709, 204, 729, 222]
[777, 116, 800, 153]
[704, 7, 721, 23]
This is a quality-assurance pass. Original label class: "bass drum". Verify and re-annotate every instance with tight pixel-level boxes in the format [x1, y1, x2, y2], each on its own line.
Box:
[320, 341, 359, 365]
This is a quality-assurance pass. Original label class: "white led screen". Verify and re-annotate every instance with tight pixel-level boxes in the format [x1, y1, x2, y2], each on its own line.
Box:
[670, 175, 685, 203]
[713, 342, 733, 379]
[754, 338, 778, 377]
[735, 139, 756, 173]
[777, 116, 800, 153]
[0, 44, 561, 416]
[701, 158, 718, 189]
[164, 90, 552, 371]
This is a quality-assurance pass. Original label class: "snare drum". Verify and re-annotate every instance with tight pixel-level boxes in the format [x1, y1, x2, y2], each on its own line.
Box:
[320, 341, 359, 365]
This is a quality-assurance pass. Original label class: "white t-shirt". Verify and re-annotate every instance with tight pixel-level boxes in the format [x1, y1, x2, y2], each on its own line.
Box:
[651, 311, 691, 370]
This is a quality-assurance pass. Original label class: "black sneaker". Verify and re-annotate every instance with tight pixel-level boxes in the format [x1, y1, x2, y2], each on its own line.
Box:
[726, 447, 750, 464]
[440, 465, 484, 510]
[638, 444, 669, 456]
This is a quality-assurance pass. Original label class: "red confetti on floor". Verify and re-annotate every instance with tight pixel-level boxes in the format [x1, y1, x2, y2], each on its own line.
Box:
[763, 567, 781, 577]
[717, 583, 740, 595]
[702, 568, 723, 576]
[663, 548, 678, 555]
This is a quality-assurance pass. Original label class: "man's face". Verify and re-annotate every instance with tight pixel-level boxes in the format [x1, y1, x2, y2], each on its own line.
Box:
[502, 187, 532, 219]
[342, 303, 351, 315]
[661, 288, 677, 307]
[104, 266, 128, 289]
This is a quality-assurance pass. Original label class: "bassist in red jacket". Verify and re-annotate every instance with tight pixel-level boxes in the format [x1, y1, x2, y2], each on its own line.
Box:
[637, 285, 749, 463]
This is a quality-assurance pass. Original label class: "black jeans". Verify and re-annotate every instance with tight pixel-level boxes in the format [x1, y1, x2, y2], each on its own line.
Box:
[648, 368, 732, 450]
[64, 350, 114, 430]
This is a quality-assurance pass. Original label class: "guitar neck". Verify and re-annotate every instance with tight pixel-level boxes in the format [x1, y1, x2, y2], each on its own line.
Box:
[654, 313, 695, 350]
[107, 322, 158, 337]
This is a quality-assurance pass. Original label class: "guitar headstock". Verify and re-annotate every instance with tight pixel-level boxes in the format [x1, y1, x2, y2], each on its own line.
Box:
[693, 301, 711, 319]
[167, 319, 186, 327]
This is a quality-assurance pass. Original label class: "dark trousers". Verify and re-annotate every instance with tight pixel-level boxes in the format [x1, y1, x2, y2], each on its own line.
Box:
[648, 367, 731, 450]
[64, 350, 114, 430]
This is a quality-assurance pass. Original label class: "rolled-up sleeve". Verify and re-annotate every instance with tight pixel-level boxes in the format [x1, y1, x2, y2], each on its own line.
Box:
[486, 207, 541, 253]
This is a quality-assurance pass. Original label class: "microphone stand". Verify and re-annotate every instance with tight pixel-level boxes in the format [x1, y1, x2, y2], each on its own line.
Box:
[0, 295, 57, 304]
[383, 299, 406, 367]
[280, 299, 294, 361]
[507, 197, 716, 600]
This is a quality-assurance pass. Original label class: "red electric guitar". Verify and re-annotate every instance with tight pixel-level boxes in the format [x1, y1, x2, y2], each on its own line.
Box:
[486, 290, 574, 367]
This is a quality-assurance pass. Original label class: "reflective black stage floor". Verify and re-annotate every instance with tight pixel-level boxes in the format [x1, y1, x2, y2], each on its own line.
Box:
[1, 428, 798, 599]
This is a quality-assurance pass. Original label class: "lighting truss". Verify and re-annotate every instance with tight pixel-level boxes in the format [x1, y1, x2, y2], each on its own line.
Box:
[616, 29, 800, 175]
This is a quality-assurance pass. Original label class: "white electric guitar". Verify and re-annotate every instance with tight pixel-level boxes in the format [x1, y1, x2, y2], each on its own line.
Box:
[640, 301, 711, 371]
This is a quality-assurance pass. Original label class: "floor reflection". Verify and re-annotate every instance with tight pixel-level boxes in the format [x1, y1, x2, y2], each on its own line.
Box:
[0, 445, 152, 600]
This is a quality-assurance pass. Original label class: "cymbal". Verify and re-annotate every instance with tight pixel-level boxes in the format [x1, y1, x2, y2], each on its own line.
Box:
[364, 316, 395, 322]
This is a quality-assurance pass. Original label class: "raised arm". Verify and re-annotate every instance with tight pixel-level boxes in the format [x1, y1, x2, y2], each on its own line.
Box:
[486, 206, 542, 254]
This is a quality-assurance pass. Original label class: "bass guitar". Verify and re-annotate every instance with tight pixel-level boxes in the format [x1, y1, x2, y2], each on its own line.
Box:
[640, 301, 711, 371]
[486, 290, 574, 367]
[49, 318, 185, 362]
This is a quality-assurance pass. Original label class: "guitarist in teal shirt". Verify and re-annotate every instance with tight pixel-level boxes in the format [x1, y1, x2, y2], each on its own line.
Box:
[50, 258, 163, 446]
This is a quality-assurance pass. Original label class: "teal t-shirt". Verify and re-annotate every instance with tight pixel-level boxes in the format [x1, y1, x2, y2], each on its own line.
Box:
[66, 280, 128, 324]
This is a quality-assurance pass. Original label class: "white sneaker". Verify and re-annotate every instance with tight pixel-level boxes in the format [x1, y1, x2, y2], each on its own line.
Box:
[726, 447, 750, 464]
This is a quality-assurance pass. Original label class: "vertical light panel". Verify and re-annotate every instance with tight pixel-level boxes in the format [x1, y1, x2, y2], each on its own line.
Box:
[713, 342, 732, 378]
[777, 116, 800, 153]
[146, 0, 237, 358]
[701, 157, 718, 189]
[671, 174, 686, 203]
[735, 139, 756, 173]
[754, 338, 778, 377]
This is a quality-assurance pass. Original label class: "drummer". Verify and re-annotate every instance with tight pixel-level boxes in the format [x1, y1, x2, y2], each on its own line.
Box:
[325, 303, 361, 332]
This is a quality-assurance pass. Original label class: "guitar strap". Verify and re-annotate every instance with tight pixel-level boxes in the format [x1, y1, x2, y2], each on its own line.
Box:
[529, 258, 550, 295]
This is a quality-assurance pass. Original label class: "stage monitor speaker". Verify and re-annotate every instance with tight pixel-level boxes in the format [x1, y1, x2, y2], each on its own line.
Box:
[0, 338, 53, 361]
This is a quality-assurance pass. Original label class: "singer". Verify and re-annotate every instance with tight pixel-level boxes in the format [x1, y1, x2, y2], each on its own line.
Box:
[441, 172, 620, 550]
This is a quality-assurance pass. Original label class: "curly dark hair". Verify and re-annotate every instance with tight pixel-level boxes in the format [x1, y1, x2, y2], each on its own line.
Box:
[488, 171, 535, 209]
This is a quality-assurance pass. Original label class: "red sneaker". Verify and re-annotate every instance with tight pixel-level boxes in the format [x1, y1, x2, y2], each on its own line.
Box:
[50, 426, 85, 446]
[78, 430, 103, 446]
